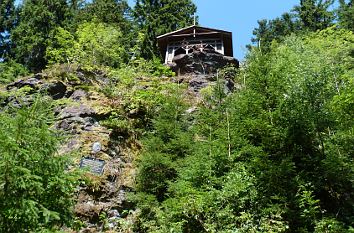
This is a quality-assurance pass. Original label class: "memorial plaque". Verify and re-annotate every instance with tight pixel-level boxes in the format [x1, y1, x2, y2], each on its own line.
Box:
[80, 157, 105, 175]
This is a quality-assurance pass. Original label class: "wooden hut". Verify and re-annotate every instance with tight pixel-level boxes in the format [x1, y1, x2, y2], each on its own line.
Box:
[157, 25, 234, 64]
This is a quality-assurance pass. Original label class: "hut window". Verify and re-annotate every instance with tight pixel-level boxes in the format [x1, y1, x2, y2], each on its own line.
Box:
[174, 47, 187, 56]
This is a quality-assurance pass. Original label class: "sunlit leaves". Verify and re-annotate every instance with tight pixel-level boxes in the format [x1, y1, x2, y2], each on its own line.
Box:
[0, 99, 77, 232]
[134, 27, 354, 232]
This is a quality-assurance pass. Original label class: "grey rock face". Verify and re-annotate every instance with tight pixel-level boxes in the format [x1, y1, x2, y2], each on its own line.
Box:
[2, 70, 134, 231]
[6, 74, 69, 102]
[6, 76, 43, 90]
[58, 105, 96, 120]
[70, 89, 87, 101]
[56, 105, 100, 134]
[43, 81, 67, 100]
[172, 51, 239, 75]
[189, 75, 210, 92]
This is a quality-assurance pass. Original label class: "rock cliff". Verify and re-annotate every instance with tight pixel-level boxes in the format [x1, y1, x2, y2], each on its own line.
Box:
[0, 61, 237, 232]
[170, 49, 239, 75]
[1, 65, 141, 232]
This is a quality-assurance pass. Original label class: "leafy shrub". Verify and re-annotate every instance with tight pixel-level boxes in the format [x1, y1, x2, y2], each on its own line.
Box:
[47, 21, 127, 69]
[0, 98, 78, 232]
[133, 28, 354, 232]
[0, 60, 29, 84]
[314, 218, 348, 233]
[136, 152, 176, 201]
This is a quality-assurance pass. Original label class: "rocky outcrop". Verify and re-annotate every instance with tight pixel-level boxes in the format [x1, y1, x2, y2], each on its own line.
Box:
[170, 50, 239, 75]
[43, 81, 67, 100]
[6, 75, 43, 90]
[185, 74, 236, 94]
[167, 50, 239, 95]
[0, 63, 239, 231]
[1, 68, 136, 232]
[188, 75, 210, 92]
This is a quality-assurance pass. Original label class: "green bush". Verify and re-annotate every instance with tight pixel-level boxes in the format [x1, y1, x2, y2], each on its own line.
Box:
[47, 21, 128, 69]
[136, 152, 176, 201]
[0, 60, 29, 84]
[133, 28, 354, 232]
[0, 98, 78, 232]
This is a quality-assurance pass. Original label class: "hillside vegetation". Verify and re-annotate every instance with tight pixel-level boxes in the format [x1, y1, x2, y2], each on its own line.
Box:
[0, 0, 353, 232]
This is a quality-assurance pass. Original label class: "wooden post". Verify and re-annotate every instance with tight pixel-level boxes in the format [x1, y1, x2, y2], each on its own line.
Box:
[193, 14, 196, 37]
[226, 109, 231, 158]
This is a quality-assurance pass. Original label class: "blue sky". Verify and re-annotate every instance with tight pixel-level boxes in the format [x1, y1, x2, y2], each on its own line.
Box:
[128, 0, 300, 60]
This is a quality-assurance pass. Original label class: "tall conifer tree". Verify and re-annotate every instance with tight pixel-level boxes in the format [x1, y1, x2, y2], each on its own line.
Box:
[0, 99, 77, 232]
[294, 0, 334, 31]
[77, 0, 132, 32]
[250, 0, 335, 52]
[11, 0, 71, 71]
[0, 0, 16, 60]
[338, 0, 354, 31]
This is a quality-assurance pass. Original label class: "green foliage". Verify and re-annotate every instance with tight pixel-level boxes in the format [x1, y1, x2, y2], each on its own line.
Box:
[218, 65, 239, 81]
[135, 89, 191, 199]
[112, 57, 175, 79]
[72, 21, 126, 67]
[250, 13, 300, 52]
[296, 184, 320, 226]
[76, 0, 132, 33]
[0, 98, 78, 232]
[250, 0, 335, 52]
[137, 152, 176, 201]
[46, 27, 77, 65]
[0, 0, 17, 59]
[243, 27, 354, 231]
[11, 0, 71, 71]
[47, 21, 127, 69]
[314, 218, 353, 233]
[133, 27, 354, 232]
[143, 57, 175, 77]
[0, 0, 15, 36]
[338, 0, 354, 31]
[294, 0, 335, 31]
[1, 1, 353, 232]
[0, 60, 28, 84]
[101, 62, 178, 139]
